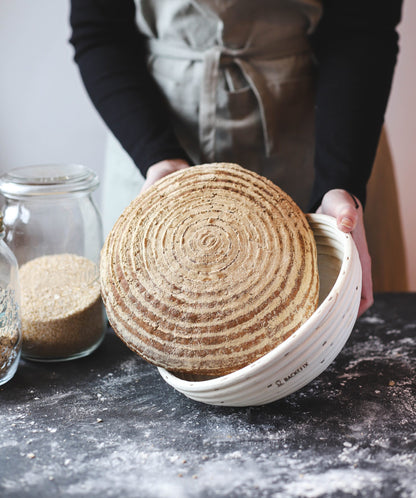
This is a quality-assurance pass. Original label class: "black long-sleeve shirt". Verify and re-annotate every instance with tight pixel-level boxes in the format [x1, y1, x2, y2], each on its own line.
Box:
[69, 0, 402, 211]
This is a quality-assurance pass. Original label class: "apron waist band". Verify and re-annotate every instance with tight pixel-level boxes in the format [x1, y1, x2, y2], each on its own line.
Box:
[147, 37, 310, 63]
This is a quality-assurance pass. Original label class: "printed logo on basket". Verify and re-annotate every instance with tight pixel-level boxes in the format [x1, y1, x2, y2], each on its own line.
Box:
[269, 362, 309, 388]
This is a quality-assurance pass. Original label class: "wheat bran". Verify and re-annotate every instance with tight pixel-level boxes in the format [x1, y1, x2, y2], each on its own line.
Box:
[19, 253, 104, 360]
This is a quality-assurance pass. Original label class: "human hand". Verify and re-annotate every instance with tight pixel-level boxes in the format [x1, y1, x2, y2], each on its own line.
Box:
[316, 189, 373, 317]
[141, 159, 190, 192]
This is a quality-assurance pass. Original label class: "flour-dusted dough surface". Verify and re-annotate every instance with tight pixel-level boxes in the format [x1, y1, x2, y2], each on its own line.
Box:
[100, 163, 319, 376]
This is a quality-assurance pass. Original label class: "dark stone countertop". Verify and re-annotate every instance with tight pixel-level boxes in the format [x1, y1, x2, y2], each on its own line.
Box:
[0, 293, 415, 498]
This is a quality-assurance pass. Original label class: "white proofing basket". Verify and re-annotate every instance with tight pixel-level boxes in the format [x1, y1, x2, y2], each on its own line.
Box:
[158, 214, 362, 406]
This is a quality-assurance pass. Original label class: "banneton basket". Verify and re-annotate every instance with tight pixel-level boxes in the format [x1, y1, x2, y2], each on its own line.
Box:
[158, 213, 362, 406]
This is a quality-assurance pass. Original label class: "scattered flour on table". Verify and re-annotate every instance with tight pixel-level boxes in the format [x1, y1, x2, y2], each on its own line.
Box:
[281, 468, 383, 497]
[359, 315, 385, 324]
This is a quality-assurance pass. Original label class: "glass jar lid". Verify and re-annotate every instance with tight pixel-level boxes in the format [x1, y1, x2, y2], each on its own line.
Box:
[0, 164, 99, 198]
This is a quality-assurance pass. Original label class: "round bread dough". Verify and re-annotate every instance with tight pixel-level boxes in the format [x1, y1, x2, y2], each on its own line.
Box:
[100, 163, 319, 376]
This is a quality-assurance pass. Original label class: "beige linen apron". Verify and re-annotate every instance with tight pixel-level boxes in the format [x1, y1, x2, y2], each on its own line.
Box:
[103, 0, 322, 234]
[102, 0, 408, 291]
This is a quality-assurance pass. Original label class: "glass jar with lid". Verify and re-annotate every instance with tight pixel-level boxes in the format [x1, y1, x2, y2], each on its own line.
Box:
[0, 164, 105, 362]
[0, 213, 22, 385]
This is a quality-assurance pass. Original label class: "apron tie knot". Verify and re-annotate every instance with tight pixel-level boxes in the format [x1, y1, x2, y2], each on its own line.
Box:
[147, 38, 310, 161]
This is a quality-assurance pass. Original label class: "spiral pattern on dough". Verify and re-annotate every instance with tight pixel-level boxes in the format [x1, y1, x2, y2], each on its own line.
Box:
[100, 163, 319, 376]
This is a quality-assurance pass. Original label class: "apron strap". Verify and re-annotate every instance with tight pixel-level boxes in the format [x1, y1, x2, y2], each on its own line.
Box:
[200, 46, 221, 162]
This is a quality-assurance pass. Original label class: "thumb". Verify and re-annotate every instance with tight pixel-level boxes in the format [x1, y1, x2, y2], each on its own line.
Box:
[319, 189, 361, 234]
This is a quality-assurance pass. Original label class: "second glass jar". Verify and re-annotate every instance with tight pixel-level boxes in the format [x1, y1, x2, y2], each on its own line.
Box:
[0, 164, 105, 362]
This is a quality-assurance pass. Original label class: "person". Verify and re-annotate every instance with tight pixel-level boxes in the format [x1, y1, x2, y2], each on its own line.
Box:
[69, 0, 403, 317]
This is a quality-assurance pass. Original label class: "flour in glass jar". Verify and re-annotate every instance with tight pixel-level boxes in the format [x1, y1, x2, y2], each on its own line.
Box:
[19, 253, 104, 360]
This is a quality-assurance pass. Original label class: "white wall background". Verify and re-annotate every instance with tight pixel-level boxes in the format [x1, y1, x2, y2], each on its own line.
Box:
[1, 0, 415, 289]
[0, 0, 107, 199]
